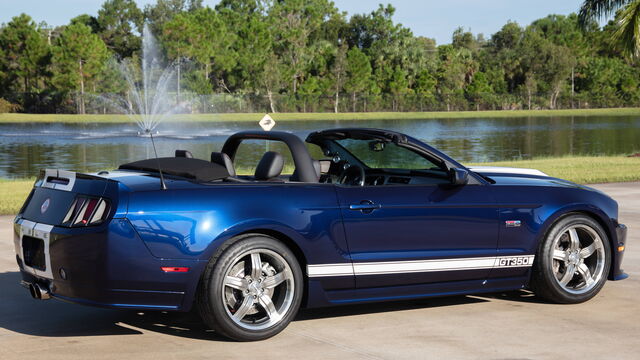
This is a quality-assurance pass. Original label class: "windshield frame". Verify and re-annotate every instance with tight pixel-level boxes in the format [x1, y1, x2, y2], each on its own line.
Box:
[324, 138, 448, 172]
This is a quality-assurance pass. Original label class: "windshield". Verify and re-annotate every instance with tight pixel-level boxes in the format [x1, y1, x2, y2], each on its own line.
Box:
[334, 139, 442, 170]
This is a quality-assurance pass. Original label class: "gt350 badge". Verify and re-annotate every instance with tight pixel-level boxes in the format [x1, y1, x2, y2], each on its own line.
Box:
[496, 255, 535, 267]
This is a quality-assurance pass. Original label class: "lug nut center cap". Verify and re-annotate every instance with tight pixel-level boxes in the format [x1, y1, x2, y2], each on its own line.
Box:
[568, 252, 579, 265]
[248, 281, 262, 295]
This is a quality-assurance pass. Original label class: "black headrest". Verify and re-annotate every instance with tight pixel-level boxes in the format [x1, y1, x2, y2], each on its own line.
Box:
[211, 152, 236, 177]
[255, 151, 284, 180]
[175, 150, 193, 158]
[290, 160, 320, 182]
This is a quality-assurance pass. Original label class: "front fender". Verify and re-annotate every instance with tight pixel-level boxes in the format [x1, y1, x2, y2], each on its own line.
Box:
[535, 202, 623, 281]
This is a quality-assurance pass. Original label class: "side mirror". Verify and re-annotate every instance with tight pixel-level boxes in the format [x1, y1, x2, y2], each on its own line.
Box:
[450, 168, 469, 186]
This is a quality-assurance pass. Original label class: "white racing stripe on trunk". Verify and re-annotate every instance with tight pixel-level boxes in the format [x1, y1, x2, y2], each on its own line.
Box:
[307, 255, 535, 278]
[32, 223, 54, 279]
[40, 169, 76, 191]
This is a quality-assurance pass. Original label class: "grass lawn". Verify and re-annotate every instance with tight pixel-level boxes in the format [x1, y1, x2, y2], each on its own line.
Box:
[0, 155, 638, 216]
[1, 108, 640, 123]
[467, 156, 640, 184]
[0, 178, 34, 216]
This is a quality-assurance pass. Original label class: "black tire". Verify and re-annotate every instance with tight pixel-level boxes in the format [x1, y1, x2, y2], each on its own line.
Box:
[196, 234, 303, 341]
[530, 214, 611, 304]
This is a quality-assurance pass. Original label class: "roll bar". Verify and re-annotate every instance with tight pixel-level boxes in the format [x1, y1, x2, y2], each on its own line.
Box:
[221, 131, 319, 183]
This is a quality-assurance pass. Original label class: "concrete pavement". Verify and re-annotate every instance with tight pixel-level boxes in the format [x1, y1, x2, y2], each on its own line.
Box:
[1, 182, 638, 359]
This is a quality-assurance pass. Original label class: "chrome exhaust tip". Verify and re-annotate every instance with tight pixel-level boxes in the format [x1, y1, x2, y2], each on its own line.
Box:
[28, 283, 51, 300]
[28, 283, 39, 299]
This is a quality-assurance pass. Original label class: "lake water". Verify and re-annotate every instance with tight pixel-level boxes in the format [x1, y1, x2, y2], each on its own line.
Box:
[1, 115, 639, 178]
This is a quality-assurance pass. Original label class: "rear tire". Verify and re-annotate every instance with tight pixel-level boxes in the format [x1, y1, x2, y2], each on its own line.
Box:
[197, 234, 303, 341]
[530, 214, 610, 303]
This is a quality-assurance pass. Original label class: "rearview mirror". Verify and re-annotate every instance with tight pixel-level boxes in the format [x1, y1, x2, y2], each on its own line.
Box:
[450, 168, 469, 186]
[369, 140, 386, 152]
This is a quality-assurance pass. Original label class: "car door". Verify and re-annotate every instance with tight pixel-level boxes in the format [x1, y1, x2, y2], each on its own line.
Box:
[335, 182, 500, 289]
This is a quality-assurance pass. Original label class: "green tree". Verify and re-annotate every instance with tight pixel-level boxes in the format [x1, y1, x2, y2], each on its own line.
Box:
[0, 14, 50, 94]
[344, 47, 372, 112]
[298, 76, 322, 112]
[452, 27, 483, 52]
[52, 23, 110, 113]
[436, 45, 476, 111]
[70, 14, 100, 33]
[388, 66, 410, 111]
[414, 70, 437, 110]
[466, 71, 492, 110]
[97, 0, 144, 58]
[519, 30, 576, 109]
[217, 0, 273, 92]
[269, 0, 340, 93]
[144, 0, 202, 35]
[259, 53, 285, 113]
[162, 7, 236, 94]
[486, 22, 525, 93]
[578, 0, 640, 57]
[330, 43, 348, 113]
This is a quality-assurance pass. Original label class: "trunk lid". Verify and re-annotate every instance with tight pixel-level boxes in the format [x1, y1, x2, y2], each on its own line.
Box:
[19, 169, 120, 226]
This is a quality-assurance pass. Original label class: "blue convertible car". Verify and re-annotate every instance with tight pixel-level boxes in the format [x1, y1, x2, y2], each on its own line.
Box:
[14, 128, 627, 341]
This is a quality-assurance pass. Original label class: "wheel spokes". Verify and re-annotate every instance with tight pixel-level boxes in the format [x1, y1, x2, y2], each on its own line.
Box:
[224, 275, 247, 291]
[551, 223, 606, 294]
[233, 295, 255, 321]
[577, 263, 595, 287]
[579, 243, 598, 259]
[258, 294, 282, 322]
[559, 264, 576, 286]
[250, 253, 263, 279]
[568, 228, 580, 251]
[223, 247, 296, 331]
[262, 269, 291, 289]
[553, 249, 568, 262]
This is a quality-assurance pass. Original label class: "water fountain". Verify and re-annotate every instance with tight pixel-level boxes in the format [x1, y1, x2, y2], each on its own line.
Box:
[99, 23, 183, 135]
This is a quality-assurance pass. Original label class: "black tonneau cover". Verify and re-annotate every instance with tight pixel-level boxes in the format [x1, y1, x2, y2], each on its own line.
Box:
[119, 157, 229, 182]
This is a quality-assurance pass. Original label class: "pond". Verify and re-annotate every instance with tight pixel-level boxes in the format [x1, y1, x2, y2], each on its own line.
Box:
[1, 115, 639, 178]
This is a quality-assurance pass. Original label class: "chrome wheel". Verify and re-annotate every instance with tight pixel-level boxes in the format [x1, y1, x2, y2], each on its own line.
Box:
[550, 224, 606, 295]
[222, 249, 295, 331]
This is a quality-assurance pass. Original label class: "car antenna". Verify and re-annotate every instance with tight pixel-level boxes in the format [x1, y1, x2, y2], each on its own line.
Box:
[146, 128, 167, 190]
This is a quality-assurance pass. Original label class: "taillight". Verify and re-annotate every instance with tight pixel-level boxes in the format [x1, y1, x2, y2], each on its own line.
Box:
[62, 196, 111, 227]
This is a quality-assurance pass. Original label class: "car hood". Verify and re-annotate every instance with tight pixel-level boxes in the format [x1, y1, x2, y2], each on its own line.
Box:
[468, 166, 548, 177]
[470, 167, 606, 194]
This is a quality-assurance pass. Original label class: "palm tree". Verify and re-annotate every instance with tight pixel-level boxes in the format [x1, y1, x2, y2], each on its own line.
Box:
[578, 0, 640, 57]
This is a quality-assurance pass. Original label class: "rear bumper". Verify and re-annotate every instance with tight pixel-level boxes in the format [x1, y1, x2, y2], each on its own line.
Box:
[611, 223, 628, 281]
[14, 216, 206, 311]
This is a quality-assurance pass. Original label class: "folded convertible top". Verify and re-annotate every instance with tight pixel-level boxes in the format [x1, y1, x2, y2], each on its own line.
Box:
[119, 157, 229, 182]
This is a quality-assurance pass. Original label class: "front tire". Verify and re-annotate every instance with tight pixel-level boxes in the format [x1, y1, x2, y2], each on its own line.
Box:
[197, 234, 303, 341]
[531, 214, 611, 303]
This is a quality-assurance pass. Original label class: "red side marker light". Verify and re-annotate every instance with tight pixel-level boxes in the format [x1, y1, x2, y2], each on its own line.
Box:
[161, 267, 189, 273]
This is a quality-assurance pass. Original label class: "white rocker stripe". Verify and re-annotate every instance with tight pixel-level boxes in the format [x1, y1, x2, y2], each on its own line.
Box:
[307, 255, 535, 278]
[307, 263, 355, 277]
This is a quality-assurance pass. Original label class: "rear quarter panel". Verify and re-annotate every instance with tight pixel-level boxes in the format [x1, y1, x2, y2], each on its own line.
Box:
[125, 183, 353, 291]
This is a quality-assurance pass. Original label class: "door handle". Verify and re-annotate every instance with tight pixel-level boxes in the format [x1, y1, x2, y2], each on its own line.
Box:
[349, 200, 381, 213]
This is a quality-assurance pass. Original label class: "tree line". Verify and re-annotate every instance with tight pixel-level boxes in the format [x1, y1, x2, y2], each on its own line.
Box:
[0, 0, 639, 114]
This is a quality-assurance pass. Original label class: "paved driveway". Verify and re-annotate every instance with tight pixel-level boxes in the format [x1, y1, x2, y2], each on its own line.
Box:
[1, 182, 638, 360]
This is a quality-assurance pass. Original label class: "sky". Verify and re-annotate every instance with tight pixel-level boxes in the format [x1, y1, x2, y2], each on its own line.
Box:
[0, 0, 588, 45]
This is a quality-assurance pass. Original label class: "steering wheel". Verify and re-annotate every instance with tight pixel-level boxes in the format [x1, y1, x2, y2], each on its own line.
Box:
[338, 165, 366, 186]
